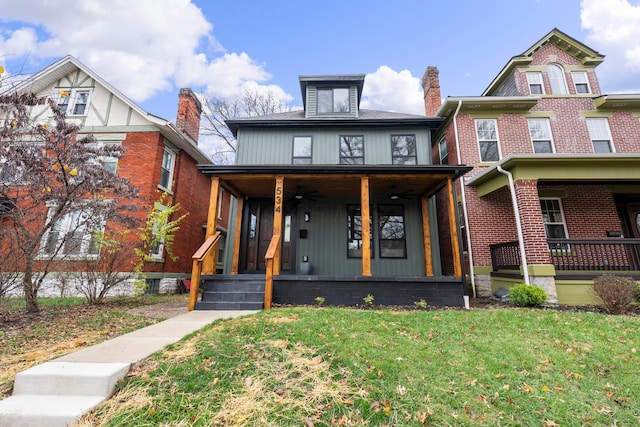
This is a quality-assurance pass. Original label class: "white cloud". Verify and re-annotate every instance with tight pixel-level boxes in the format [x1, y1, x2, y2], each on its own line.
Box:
[581, 0, 640, 91]
[0, 0, 292, 104]
[361, 66, 424, 115]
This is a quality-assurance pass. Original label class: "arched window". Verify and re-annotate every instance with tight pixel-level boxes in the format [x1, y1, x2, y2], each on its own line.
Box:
[547, 64, 568, 94]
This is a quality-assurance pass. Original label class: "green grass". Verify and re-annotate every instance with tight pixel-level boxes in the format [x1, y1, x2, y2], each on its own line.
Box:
[87, 307, 640, 426]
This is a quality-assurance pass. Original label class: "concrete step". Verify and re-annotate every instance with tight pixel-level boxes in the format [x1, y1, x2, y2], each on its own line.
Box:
[0, 394, 106, 427]
[195, 301, 263, 310]
[12, 362, 130, 396]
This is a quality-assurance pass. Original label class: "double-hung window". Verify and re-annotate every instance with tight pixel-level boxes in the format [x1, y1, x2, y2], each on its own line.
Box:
[528, 118, 554, 153]
[475, 119, 500, 162]
[586, 118, 614, 153]
[571, 71, 591, 94]
[540, 198, 569, 251]
[159, 148, 176, 190]
[148, 203, 167, 260]
[438, 138, 448, 164]
[526, 72, 544, 95]
[292, 136, 312, 164]
[317, 88, 350, 113]
[378, 205, 406, 258]
[547, 64, 568, 94]
[56, 89, 92, 116]
[339, 135, 364, 164]
[391, 135, 417, 165]
[41, 208, 102, 257]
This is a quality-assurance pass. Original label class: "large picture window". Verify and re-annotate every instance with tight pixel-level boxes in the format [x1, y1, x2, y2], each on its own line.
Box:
[292, 136, 312, 164]
[317, 88, 350, 113]
[391, 135, 417, 165]
[475, 119, 500, 162]
[339, 135, 364, 164]
[528, 118, 554, 153]
[378, 205, 406, 258]
[347, 204, 372, 258]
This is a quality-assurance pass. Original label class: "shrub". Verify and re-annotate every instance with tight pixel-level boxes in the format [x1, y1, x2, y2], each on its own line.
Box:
[363, 294, 374, 306]
[414, 299, 428, 309]
[591, 275, 636, 314]
[314, 296, 325, 306]
[508, 284, 547, 307]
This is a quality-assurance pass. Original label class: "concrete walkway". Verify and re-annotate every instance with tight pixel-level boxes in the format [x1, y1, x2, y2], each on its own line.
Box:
[0, 309, 258, 427]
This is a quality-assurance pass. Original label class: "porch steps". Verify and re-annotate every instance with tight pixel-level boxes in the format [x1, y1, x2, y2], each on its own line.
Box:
[195, 274, 265, 310]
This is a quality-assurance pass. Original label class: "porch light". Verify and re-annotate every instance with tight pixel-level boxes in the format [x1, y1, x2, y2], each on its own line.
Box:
[390, 194, 399, 200]
[295, 194, 303, 200]
[304, 211, 311, 222]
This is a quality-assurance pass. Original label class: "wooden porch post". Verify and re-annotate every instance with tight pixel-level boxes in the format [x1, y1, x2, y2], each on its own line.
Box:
[230, 197, 244, 274]
[202, 176, 220, 274]
[447, 177, 463, 277]
[273, 176, 284, 275]
[421, 197, 434, 276]
[361, 176, 372, 276]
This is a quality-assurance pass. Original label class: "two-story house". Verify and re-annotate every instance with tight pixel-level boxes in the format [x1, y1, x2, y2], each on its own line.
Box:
[5, 55, 218, 296]
[188, 74, 471, 310]
[429, 28, 640, 305]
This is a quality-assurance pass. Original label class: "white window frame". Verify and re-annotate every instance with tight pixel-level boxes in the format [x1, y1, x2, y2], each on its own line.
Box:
[540, 197, 569, 251]
[526, 72, 544, 95]
[148, 203, 167, 260]
[40, 206, 103, 259]
[528, 118, 555, 154]
[438, 138, 448, 164]
[86, 141, 119, 173]
[586, 118, 615, 153]
[159, 148, 176, 191]
[56, 89, 92, 116]
[571, 71, 591, 94]
[475, 119, 501, 162]
[547, 64, 568, 94]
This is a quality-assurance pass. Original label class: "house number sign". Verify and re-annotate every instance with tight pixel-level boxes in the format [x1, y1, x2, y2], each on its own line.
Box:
[275, 180, 283, 213]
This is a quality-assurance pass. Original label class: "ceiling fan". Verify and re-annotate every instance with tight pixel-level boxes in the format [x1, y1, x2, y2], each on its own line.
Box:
[287, 186, 323, 202]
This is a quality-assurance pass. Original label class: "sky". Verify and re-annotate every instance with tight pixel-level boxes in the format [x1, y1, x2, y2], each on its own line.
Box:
[0, 0, 639, 159]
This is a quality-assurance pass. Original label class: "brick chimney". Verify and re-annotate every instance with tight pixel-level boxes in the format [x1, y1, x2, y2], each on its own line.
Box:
[422, 66, 441, 116]
[176, 88, 202, 143]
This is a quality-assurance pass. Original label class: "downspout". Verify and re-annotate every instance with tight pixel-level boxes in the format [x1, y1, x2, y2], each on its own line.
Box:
[452, 100, 477, 297]
[495, 165, 531, 285]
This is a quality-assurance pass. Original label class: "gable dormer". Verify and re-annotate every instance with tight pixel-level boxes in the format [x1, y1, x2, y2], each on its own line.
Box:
[484, 28, 605, 97]
[299, 74, 365, 119]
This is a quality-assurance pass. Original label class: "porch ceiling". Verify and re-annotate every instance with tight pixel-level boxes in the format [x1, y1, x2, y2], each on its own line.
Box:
[467, 154, 640, 197]
[198, 164, 471, 199]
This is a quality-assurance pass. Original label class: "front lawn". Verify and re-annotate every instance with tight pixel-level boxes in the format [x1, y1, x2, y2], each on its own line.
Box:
[82, 306, 640, 426]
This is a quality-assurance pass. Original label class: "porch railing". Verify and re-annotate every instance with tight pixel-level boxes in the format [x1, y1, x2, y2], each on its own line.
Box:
[263, 234, 281, 310]
[490, 239, 640, 273]
[188, 232, 221, 311]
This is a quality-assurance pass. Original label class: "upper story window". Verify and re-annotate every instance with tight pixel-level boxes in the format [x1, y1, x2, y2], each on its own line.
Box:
[528, 118, 554, 153]
[547, 64, 568, 94]
[526, 72, 544, 95]
[586, 118, 614, 153]
[571, 71, 591, 94]
[475, 119, 500, 162]
[391, 135, 417, 165]
[57, 89, 92, 116]
[292, 136, 312, 164]
[159, 148, 176, 191]
[339, 135, 364, 164]
[317, 88, 350, 113]
[438, 138, 448, 164]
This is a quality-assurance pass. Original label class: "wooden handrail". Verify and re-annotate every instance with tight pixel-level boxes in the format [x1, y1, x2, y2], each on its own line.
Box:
[188, 232, 221, 311]
[263, 234, 281, 310]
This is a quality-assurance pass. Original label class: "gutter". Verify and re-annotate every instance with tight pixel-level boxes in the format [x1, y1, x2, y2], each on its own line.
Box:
[452, 100, 477, 298]
[495, 165, 531, 285]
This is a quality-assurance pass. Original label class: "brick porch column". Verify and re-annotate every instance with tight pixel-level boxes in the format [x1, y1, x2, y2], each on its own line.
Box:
[513, 179, 558, 303]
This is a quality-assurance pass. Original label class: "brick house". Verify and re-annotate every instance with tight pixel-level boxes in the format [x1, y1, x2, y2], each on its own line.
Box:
[427, 28, 640, 304]
[188, 74, 471, 310]
[4, 55, 224, 295]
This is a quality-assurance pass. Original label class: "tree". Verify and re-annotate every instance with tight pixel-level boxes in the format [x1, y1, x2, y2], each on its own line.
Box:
[0, 93, 140, 312]
[201, 89, 295, 164]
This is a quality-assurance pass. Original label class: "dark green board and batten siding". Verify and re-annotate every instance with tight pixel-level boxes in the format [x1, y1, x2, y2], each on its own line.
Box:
[236, 127, 433, 165]
[292, 197, 442, 277]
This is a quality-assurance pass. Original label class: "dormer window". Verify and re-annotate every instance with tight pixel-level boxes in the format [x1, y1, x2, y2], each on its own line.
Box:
[317, 88, 350, 113]
[571, 72, 591, 94]
[56, 89, 92, 116]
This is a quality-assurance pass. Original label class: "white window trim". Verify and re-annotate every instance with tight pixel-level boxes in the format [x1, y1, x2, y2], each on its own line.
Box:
[438, 138, 448, 164]
[158, 148, 176, 192]
[39, 206, 104, 260]
[528, 118, 555, 154]
[148, 203, 167, 261]
[526, 72, 545, 95]
[475, 119, 502, 163]
[586, 118, 616, 153]
[540, 197, 569, 251]
[547, 64, 568, 95]
[571, 71, 591, 94]
[56, 89, 93, 117]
